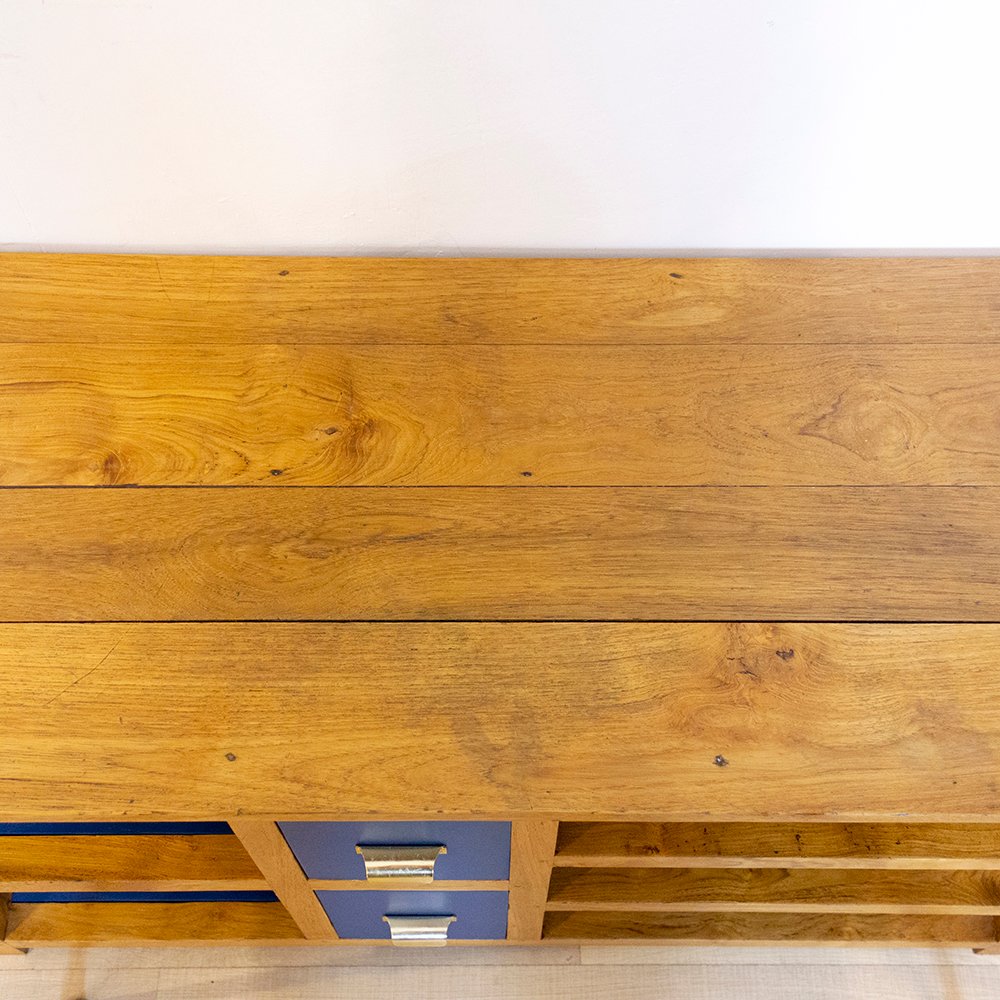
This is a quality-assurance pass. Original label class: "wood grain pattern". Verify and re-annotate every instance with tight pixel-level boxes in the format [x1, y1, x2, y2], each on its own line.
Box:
[4, 623, 1000, 822]
[554, 822, 1000, 869]
[229, 821, 338, 941]
[546, 867, 1000, 915]
[4, 344, 1000, 486]
[3, 255, 1000, 345]
[2, 487, 998, 621]
[0, 835, 265, 891]
[507, 821, 559, 941]
[3, 901, 303, 944]
[542, 910, 1000, 945]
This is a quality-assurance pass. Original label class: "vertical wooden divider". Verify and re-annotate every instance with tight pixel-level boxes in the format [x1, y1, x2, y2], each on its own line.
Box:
[507, 820, 559, 941]
[972, 919, 1000, 954]
[229, 820, 339, 941]
[0, 894, 25, 954]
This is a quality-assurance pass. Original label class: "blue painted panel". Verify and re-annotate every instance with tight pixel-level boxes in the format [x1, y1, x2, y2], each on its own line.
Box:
[317, 890, 508, 940]
[11, 891, 277, 903]
[278, 822, 511, 880]
[0, 823, 232, 836]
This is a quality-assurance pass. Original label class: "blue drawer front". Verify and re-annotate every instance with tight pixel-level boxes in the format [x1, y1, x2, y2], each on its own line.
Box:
[317, 890, 508, 940]
[279, 822, 510, 880]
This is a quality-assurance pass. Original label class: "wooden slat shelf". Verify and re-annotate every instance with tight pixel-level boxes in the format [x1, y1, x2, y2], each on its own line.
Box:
[554, 823, 1000, 870]
[541, 910, 1000, 946]
[3, 901, 303, 945]
[546, 867, 1000, 915]
[0, 835, 265, 892]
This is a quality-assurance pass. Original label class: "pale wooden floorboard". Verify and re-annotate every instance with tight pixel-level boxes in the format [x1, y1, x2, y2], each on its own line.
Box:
[5, 962, 995, 1000]
[3, 948, 1000, 998]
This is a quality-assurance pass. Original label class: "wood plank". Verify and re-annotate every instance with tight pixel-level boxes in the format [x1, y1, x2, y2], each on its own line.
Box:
[0, 835, 265, 891]
[554, 822, 1000, 870]
[4, 623, 1000, 822]
[3, 255, 999, 345]
[5, 344, 1000, 487]
[546, 867, 1000, 915]
[229, 821, 337, 941]
[507, 821, 559, 941]
[113, 963, 1000, 1000]
[3, 901, 303, 944]
[308, 881, 509, 892]
[3, 487, 1000, 621]
[542, 910, 1000, 945]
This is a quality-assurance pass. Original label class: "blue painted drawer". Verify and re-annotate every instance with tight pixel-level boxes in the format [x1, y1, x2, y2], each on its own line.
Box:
[317, 889, 508, 940]
[279, 822, 510, 880]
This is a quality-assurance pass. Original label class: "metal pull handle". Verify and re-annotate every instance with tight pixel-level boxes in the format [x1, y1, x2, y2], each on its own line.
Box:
[355, 844, 447, 881]
[382, 914, 456, 945]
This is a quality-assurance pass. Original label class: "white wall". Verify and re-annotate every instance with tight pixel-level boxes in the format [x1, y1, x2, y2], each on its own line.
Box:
[2, 0, 999, 253]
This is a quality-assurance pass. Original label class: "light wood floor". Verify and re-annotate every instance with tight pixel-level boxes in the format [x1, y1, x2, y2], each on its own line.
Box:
[2, 946, 1000, 999]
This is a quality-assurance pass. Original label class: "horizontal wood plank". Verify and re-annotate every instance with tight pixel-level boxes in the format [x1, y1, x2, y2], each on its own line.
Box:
[4, 623, 1000, 821]
[307, 881, 509, 891]
[4, 344, 1000, 486]
[541, 910, 1000, 945]
[3, 901, 303, 944]
[3, 255, 999, 345]
[554, 822, 1000, 869]
[1, 487, 998, 621]
[0, 835, 264, 892]
[0, 344, 1000, 486]
[546, 867, 1000, 915]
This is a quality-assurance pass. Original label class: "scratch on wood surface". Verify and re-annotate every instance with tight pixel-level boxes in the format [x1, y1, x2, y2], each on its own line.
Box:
[42, 625, 135, 707]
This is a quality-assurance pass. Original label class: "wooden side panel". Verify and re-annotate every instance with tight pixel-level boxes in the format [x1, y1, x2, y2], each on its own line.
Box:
[3, 255, 999, 345]
[3, 488, 1000, 621]
[542, 910, 1000, 945]
[4, 345, 1000, 487]
[4, 623, 1000, 822]
[507, 821, 559, 941]
[554, 822, 1000, 869]
[546, 867, 1000, 914]
[229, 821, 338, 941]
[0, 835, 265, 891]
[3, 901, 303, 944]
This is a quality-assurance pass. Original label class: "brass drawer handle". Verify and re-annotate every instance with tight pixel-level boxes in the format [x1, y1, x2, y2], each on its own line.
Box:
[382, 914, 456, 945]
[355, 844, 447, 881]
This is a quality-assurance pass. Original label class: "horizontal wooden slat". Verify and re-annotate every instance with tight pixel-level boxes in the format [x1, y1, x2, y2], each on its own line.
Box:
[546, 867, 1000, 915]
[4, 344, 1000, 486]
[3, 487, 999, 621]
[307, 880, 509, 891]
[3, 901, 303, 944]
[0, 835, 264, 892]
[554, 822, 1000, 869]
[3, 255, 999, 345]
[541, 910, 1000, 945]
[4, 623, 1000, 821]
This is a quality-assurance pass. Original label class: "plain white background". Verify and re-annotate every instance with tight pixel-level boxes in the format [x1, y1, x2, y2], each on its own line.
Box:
[1, 0, 999, 252]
